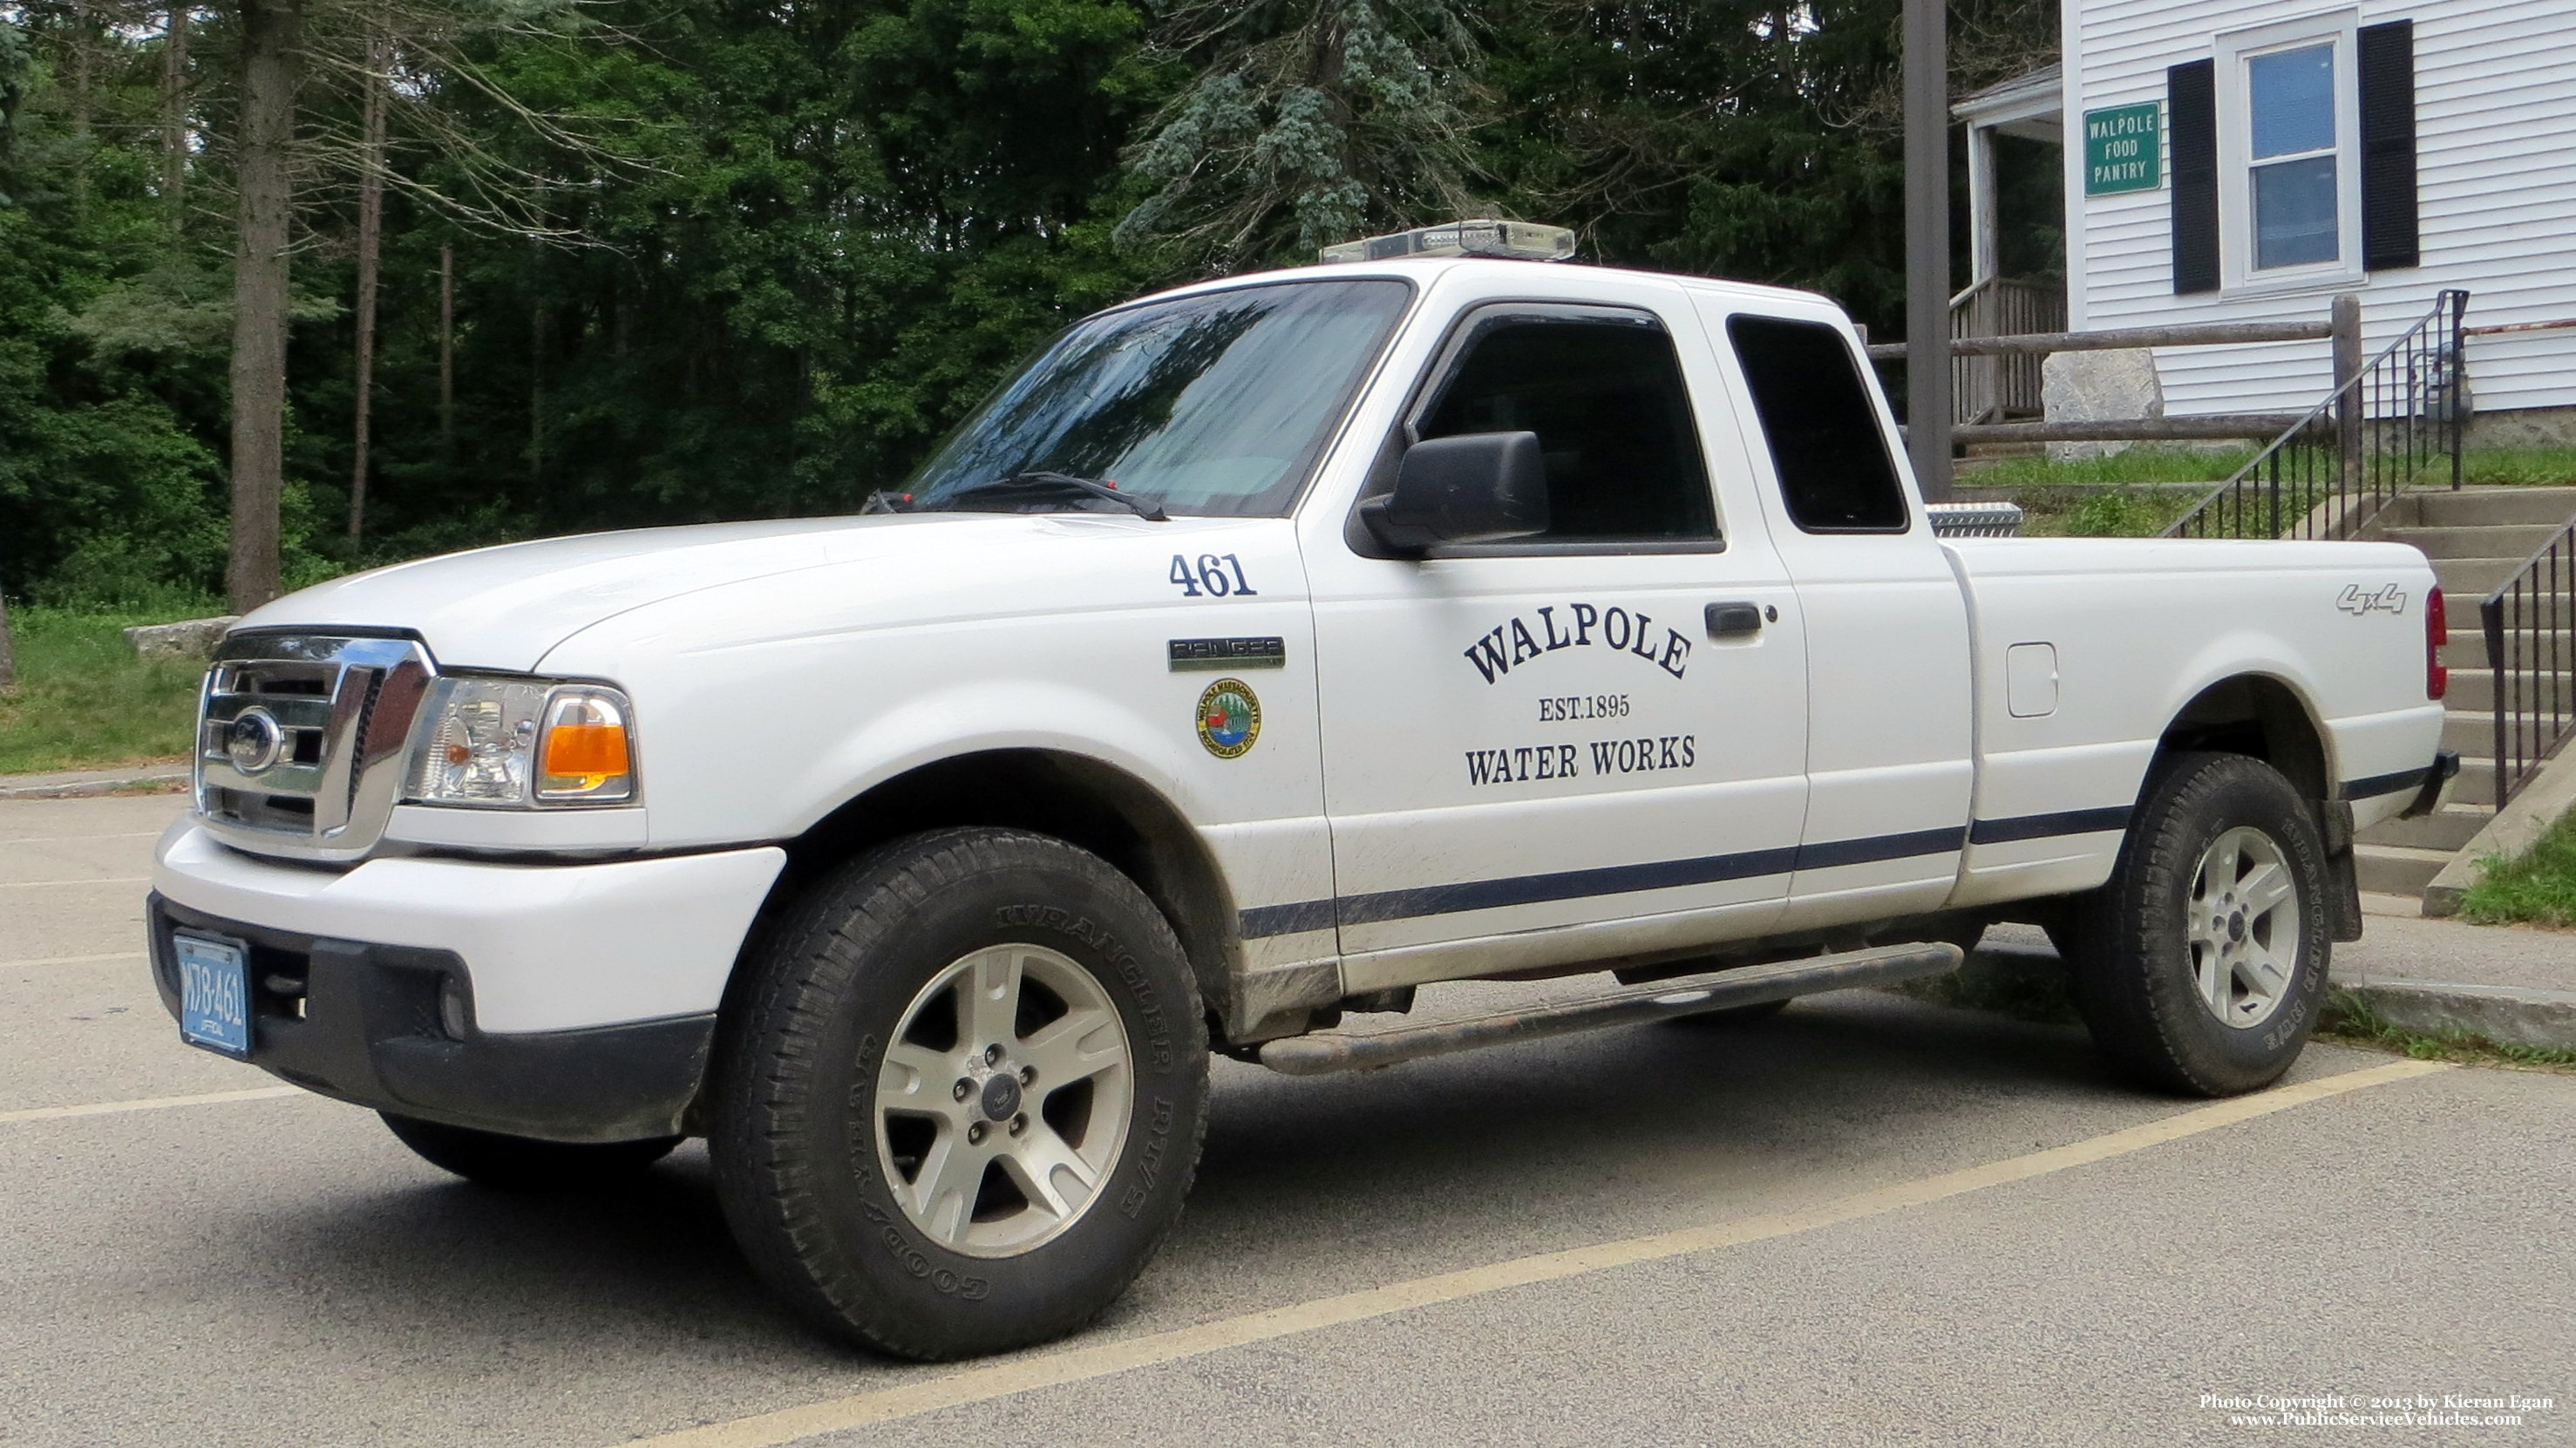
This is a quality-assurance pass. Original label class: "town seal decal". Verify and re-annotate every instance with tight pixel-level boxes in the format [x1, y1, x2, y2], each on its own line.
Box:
[1196, 678, 1261, 759]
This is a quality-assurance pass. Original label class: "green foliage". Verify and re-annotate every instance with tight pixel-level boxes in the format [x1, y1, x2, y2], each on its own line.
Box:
[0, 0, 2062, 610]
[1118, 0, 1483, 268]
[2457, 813, 2576, 929]
[0, 606, 211, 773]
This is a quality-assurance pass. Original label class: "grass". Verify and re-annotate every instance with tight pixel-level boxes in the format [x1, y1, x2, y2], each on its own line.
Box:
[2456, 445, 2576, 488]
[2321, 990, 2576, 1074]
[2456, 812, 2576, 928]
[0, 607, 212, 776]
[1958, 444, 2576, 538]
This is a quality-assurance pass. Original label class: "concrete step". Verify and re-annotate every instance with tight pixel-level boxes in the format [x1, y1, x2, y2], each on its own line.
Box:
[2438, 629, 2572, 668]
[2447, 669, 2573, 711]
[2375, 486, 2576, 529]
[2355, 842, 2452, 896]
[2381, 523, 2570, 560]
[2357, 803, 2490, 853]
[2454, 757, 2501, 807]
[2433, 556, 2538, 597]
[2434, 565, 2576, 618]
[2441, 710, 2556, 754]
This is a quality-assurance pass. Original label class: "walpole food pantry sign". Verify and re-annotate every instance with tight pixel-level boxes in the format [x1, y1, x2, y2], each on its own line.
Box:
[2084, 102, 2162, 195]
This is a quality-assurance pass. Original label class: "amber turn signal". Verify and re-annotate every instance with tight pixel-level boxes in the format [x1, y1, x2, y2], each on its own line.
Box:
[535, 691, 636, 801]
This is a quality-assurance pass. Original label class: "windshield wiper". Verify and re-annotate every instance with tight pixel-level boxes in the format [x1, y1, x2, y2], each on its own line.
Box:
[928, 471, 1168, 522]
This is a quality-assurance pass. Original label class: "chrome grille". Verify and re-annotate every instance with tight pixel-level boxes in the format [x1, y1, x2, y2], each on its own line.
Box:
[196, 633, 436, 861]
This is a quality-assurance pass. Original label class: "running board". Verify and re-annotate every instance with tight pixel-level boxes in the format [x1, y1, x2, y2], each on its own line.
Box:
[1256, 942, 1964, 1078]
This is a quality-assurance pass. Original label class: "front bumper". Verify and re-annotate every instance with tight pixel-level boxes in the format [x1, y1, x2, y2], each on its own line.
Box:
[148, 894, 713, 1142]
[149, 825, 786, 1142]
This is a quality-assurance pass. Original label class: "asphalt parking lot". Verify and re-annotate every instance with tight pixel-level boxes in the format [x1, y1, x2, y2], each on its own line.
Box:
[5, 792, 2571, 1446]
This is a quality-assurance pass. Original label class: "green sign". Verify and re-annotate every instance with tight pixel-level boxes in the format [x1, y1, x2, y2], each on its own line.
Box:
[2083, 102, 2163, 195]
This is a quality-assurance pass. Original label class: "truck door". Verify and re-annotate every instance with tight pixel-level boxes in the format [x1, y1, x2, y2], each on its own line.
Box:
[1304, 290, 1811, 989]
[1699, 305, 1975, 930]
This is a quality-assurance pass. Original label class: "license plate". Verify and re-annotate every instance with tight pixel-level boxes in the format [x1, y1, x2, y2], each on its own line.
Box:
[174, 932, 252, 1059]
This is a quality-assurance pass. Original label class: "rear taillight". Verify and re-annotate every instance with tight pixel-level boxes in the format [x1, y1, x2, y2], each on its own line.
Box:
[2426, 586, 2448, 700]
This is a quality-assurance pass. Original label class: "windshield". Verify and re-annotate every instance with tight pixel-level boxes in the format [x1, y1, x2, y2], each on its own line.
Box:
[904, 279, 1412, 518]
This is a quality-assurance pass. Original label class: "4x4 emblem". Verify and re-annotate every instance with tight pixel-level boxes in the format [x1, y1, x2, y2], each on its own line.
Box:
[2335, 584, 2408, 616]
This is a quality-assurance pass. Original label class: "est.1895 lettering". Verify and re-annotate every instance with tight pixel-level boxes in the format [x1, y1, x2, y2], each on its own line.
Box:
[1538, 694, 1628, 723]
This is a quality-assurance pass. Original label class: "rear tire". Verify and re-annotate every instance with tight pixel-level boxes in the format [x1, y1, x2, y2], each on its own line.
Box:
[709, 827, 1209, 1360]
[2062, 752, 2332, 1097]
[380, 1113, 679, 1189]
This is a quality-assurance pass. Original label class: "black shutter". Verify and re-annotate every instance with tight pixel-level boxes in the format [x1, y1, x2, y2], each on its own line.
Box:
[2169, 60, 2219, 295]
[2359, 20, 2421, 270]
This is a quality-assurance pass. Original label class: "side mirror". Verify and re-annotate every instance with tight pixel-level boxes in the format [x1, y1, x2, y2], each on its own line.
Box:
[1358, 432, 1549, 554]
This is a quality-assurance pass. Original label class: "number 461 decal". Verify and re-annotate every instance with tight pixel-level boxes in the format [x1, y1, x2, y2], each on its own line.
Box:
[1169, 554, 1258, 598]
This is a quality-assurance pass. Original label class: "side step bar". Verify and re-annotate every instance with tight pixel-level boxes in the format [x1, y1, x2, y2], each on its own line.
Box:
[1256, 942, 1964, 1077]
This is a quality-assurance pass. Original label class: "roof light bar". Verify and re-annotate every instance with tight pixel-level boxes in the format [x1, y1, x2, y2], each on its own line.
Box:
[1318, 219, 1578, 265]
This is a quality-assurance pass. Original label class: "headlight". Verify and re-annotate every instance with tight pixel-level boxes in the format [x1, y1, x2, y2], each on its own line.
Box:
[404, 677, 636, 807]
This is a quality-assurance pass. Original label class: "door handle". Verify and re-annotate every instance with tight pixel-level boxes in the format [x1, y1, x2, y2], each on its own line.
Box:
[1705, 602, 1764, 638]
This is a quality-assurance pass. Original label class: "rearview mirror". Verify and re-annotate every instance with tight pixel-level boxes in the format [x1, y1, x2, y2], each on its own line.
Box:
[1357, 432, 1549, 554]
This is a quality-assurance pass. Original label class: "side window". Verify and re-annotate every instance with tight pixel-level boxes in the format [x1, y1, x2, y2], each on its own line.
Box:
[1414, 310, 1716, 544]
[1724, 315, 1909, 534]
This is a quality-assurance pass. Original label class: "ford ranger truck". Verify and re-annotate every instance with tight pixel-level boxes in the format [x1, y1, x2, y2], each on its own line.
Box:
[150, 221, 2454, 1361]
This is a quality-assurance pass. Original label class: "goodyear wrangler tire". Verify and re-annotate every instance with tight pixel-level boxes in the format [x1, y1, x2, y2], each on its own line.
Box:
[2063, 752, 2333, 1098]
[709, 827, 1209, 1360]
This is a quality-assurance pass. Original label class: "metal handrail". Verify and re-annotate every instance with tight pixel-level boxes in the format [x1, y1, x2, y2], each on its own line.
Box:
[2481, 519, 2576, 806]
[2161, 289, 2470, 540]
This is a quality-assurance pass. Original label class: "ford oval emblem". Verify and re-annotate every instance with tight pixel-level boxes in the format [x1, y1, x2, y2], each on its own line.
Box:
[225, 708, 286, 775]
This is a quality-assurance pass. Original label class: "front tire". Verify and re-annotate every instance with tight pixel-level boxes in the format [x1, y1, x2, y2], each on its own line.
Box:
[2063, 752, 2332, 1097]
[379, 1113, 680, 1189]
[709, 827, 1209, 1360]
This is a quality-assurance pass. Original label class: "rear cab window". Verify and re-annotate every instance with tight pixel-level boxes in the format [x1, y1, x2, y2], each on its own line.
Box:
[1723, 314, 1910, 534]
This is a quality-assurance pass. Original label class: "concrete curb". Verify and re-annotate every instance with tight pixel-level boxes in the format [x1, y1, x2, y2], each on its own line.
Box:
[2423, 724, 2576, 918]
[0, 769, 191, 800]
[2328, 978, 2576, 1053]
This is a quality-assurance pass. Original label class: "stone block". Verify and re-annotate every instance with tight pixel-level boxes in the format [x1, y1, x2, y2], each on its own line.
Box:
[2041, 350, 2163, 461]
[123, 615, 239, 661]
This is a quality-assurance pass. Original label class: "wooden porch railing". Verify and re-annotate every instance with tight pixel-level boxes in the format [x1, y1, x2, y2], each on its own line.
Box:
[1949, 276, 2064, 425]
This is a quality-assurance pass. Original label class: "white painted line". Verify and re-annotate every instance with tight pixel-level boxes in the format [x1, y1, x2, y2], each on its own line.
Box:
[0, 1085, 302, 1125]
[0, 952, 146, 969]
[0, 832, 167, 847]
[624, 1059, 2454, 1448]
[0, 877, 152, 889]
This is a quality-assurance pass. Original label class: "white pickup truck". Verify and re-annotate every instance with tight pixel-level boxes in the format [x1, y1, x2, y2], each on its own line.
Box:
[151, 223, 2454, 1360]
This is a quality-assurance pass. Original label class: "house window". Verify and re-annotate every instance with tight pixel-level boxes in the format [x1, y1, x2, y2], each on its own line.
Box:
[2168, 17, 2417, 296]
[2217, 13, 2362, 289]
[2247, 44, 2340, 269]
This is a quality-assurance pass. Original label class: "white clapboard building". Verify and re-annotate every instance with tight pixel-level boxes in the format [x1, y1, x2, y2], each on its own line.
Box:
[1954, 1, 2576, 437]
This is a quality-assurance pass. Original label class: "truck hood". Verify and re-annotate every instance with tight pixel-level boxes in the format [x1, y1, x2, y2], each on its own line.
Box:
[235, 513, 1044, 671]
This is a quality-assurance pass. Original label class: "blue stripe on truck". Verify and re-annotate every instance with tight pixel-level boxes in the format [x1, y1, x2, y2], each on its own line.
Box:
[1239, 808, 2147, 939]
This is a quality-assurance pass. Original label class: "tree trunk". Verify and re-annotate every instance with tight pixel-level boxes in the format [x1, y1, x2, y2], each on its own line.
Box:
[228, 0, 301, 613]
[161, 3, 188, 229]
[438, 242, 454, 460]
[0, 588, 16, 693]
[348, 30, 387, 543]
[69, 0, 93, 221]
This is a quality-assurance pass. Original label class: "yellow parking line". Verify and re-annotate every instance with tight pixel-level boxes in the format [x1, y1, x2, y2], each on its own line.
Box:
[0, 1085, 303, 1125]
[0, 952, 146, 969]
[626, 1058, 2453, 1448]
[0, 877, 151, 889]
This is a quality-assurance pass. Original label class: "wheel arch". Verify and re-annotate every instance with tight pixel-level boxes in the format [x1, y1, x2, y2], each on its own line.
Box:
[750, 750, 1241, 1026]
[2153, 672, 2334, 805]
